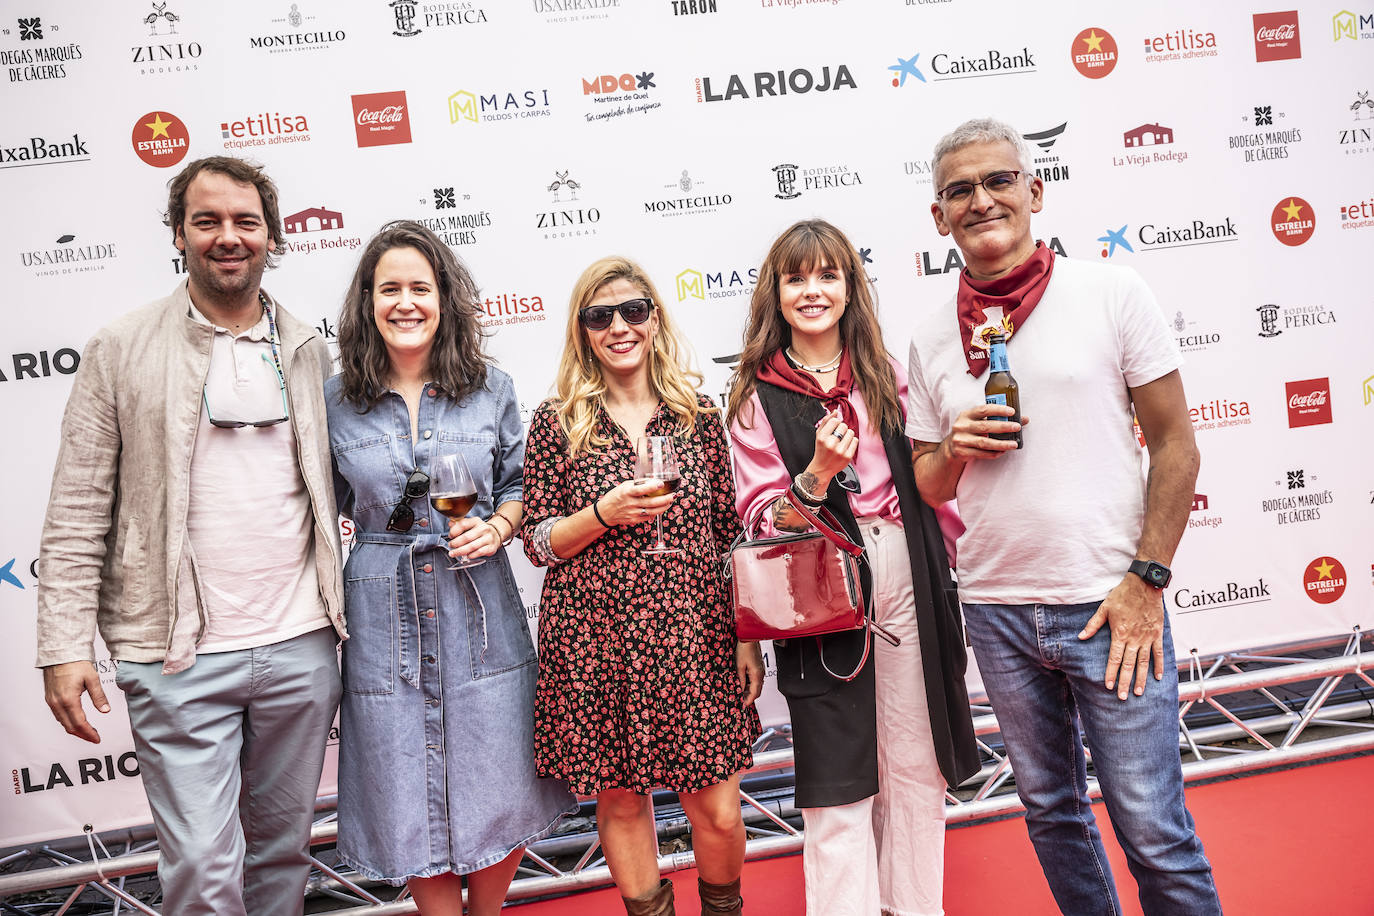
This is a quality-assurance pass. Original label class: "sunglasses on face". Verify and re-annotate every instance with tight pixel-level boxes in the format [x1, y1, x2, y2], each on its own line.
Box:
[386, 469, 431, 533]
[578, 298, 654, 331]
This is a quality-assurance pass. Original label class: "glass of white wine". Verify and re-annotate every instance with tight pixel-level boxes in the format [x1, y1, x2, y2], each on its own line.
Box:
[430, 452, 483, 570]
[634, 436, 682, 558]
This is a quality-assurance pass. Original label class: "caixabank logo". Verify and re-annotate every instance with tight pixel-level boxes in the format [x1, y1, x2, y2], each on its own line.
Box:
[1303, 556, 1346, 604]
[1071, 27, 1117, 78]
[924, 44, 1036, 81]
[1, 132, 90, 169]
[352, 90, 411, 147]
[1270, 196, 1315, 245]
[1172, 575, 1272, 613]
[1, 13, 84, 83]
[695, 63, 856, 103]
[131, 2, 204, 76]
[582, 69, 661, 123]
[448, 87, 552, 125]
[131, 111, 189, 168]
[1129, 214, 1238, 253]
[1253, 11, 1301, 61]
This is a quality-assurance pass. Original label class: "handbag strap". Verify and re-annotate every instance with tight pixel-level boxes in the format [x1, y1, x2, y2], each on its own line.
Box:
[738, 487, 864, 557]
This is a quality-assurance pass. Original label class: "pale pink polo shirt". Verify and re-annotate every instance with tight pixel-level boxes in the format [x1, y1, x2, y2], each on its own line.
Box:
[187, 300, 328, 654]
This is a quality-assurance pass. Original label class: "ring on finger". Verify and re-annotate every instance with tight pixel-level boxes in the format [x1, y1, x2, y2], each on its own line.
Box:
[832, 429, 845, 439]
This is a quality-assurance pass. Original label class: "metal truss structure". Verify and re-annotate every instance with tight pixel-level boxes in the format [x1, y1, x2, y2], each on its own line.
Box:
[2, 628, 1371, 914]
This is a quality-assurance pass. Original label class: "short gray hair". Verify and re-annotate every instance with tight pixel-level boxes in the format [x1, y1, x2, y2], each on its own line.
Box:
[931, 118, 1035, 191]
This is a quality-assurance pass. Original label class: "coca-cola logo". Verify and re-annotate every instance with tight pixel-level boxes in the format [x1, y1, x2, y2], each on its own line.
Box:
[1253, 11, 1301, 62]
[1287, 389, 1327, 409]
[356, 106, 405, 125]
[1285, 377, 1333, 428]
[350, 90, 411, 147]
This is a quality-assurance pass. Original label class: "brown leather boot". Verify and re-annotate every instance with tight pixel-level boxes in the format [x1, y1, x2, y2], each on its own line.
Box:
[622, 878, 676, 915]
[698, 876, 743, 915]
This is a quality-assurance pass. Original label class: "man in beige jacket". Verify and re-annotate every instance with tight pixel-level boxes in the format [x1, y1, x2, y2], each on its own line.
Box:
[36, 156, 347, 916]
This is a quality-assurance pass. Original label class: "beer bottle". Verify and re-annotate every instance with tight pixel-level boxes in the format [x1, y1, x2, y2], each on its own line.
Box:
[984, 333, 1022, 449]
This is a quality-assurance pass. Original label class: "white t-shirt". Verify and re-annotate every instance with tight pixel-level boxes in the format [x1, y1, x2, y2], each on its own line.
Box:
[905, 257, 1181, 605]
[188, 301, 329, 653]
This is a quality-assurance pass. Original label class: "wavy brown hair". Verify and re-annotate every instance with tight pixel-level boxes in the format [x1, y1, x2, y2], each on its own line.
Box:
[553, 256, 709, 456]
[336, 220, 489, 410]
[726, 219, 901, 435]
[165, 156, 285, 268]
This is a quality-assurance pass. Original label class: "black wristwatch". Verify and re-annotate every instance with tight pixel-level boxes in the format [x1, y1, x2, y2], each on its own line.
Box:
[1128, 559, 1172, 589]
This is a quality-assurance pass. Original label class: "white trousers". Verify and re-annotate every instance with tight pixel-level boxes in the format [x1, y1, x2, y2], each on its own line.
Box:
[800, 518, 948, 916]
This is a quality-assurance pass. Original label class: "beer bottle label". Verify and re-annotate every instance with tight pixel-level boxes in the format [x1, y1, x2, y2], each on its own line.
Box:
[985, 394, 1008, 407]
[988, 342, 1010, 373]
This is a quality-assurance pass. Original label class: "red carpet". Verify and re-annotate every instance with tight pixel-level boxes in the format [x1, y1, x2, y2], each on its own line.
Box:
[511, 753, 1373, 914]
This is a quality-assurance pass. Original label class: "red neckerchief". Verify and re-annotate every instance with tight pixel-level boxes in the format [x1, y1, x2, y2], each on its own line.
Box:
[956, 243, 1055, 377]
[757, 347, 859, 435]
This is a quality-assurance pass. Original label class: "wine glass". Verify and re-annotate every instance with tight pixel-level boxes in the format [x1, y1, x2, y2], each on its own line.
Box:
[430, 452, 484, 569]
[634, 436, 682, 558]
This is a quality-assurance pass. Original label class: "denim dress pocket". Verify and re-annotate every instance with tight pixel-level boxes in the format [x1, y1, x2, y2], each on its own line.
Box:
[464, 554, 537, 679]
[332, 434, 402, 513]
[342, 575, 397, 696]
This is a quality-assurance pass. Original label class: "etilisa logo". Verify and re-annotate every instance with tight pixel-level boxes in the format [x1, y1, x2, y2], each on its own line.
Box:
[1286, 377, 1332, 428]
[537, 171, 600, 240]
[696, 64, 856, 103]
[1261, 466, 1332, 525]
[1270, 196, 1315, 245]
[770, 162, 862, 199]
[1, 132, 90, 168]
[131, 111, 189, 168]
[1339, 194, 1374, 229]
[479, 289, 544, 327]
[1188, 392, 1251, 431]
[1023, 123, 1070, 183]
[413, 184, 492, 247]
[1332, 10, 1374, 41]
[1253, 11, 1301, 61]
[22, 233, 118, 279]
[925, 44, 1036, 81]
[1170, 309, 1221, 354]
[388, 0, 487, 37]
[644, 170, 733, 219]
[1342, 91, 1374, 156]
[917, 237, 1067, 278]
[1071, 27, 1117, 78]
[220, 111, 311, 149]
[1256, 303, 1337, 338]
[249, 4, 347, 54]
[281, 206, 362, 254]
[675, 265, 758, 303]
[1303, 556, 1346, 604]
[351, 91, 411, 147]
[2, 13, 84, 83]
[582, 70, 661, 123]
[1114, 123, 1188, 167]
[1230, 104, 1302, 163]
[132, 2, 204, 75]
[1142, 25, 1218, 62]
[448, 87, 552, 125]
[1188, 491, 1222, 530]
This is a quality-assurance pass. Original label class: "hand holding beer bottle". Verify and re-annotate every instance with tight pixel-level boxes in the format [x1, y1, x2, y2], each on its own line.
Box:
[983, 332, 1023, 449]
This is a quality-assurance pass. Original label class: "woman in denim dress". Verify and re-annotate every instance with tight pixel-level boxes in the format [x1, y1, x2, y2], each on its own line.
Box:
[326, 221, 575, 915]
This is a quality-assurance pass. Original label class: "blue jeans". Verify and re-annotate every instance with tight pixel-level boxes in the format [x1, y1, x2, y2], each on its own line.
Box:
[963, 602, 1221, 916]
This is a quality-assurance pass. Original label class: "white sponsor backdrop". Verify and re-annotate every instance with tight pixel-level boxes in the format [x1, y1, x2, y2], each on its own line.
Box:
[1, 0, 1369, 848]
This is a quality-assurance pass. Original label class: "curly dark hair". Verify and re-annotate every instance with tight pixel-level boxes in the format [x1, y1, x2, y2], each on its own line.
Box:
[336, 220, 489, 409]
[165, 156, 284, 268]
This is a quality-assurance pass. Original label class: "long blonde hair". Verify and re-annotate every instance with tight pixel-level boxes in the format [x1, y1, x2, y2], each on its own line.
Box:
[726, 219, 901, 435]
[553, 256, 710, 455]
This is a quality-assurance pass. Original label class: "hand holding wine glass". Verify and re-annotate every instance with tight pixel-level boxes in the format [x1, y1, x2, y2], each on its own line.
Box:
[634, 436, 682, 557]
[430, 452, 485, 569]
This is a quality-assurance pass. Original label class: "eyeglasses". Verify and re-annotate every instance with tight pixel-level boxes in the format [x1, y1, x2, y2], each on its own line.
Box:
[934, 170, 1024, 204]
[203, 352, 290, 429]
[578, 298, 654, 331]
[386, 469, 431, 532]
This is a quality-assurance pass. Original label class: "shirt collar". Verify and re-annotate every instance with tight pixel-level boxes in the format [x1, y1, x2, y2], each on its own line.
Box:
[187, 291, 274, 342]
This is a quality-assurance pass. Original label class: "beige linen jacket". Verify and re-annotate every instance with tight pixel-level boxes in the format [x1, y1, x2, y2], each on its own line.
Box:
[35, 280, 347, 674]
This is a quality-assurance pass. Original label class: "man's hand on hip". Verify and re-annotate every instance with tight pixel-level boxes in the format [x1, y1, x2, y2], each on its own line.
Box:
[43, 660, 111, 743]
[1078, 575, 1165, 700]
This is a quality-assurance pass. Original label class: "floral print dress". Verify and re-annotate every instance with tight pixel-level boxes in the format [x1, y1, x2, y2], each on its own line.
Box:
[522, 395, 760, 795]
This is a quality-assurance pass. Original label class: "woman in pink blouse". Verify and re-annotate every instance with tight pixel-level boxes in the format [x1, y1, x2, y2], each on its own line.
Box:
[725, 219, 978, 916]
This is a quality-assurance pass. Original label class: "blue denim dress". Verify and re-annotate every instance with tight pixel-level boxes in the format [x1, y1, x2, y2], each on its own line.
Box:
[325, 368, 575, 884]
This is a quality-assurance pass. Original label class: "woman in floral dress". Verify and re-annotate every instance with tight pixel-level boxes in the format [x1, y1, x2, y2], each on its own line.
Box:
[522, 255, 763, 916]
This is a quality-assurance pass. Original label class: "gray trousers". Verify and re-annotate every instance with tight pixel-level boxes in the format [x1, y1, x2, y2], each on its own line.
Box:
[116, 627, 341, 916]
